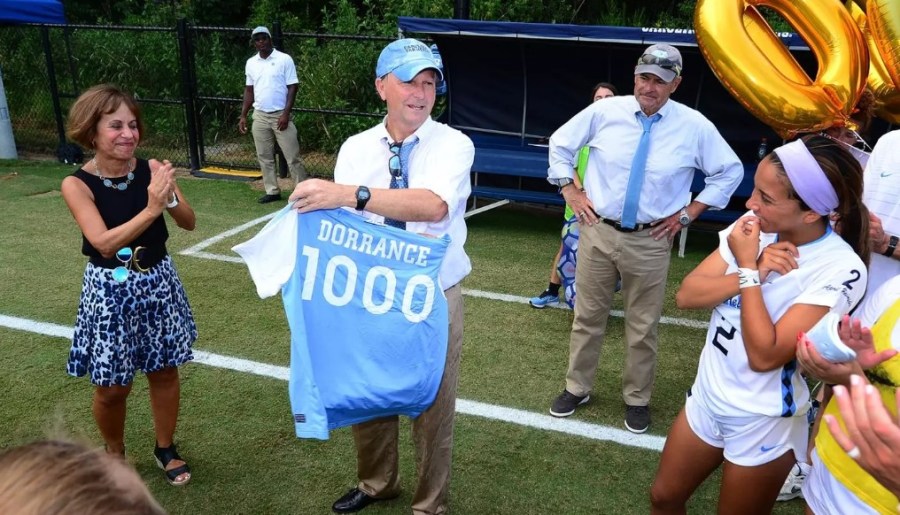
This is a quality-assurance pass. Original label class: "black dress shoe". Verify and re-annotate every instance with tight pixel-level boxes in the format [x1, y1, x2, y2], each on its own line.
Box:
[332, 488, 395, 513]
[258, 193, 282, 204]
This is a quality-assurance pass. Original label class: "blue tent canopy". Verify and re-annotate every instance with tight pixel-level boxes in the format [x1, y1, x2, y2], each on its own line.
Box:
[396, 16, 890, 166]
[399, 16, 808, 49]
[1, 0, 66, 24]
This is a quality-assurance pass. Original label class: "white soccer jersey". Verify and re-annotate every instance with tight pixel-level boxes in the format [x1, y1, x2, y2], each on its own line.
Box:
[692, 216, 867, 418]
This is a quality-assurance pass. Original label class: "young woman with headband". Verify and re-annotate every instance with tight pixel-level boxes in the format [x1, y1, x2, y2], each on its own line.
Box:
[649, 135, 870, 514]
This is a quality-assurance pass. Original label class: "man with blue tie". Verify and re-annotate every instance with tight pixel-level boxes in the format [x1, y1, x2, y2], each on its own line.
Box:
[546, 44, 743, 433]
[288, 38, 474, 514]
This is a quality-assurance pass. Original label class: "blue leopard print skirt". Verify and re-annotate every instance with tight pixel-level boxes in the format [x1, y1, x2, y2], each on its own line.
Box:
[67, 255, 197, 386]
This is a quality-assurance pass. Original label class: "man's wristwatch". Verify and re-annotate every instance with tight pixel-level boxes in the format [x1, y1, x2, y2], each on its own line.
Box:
[678, 207, 691, 227]
[549, 177, 575, 189]
[884, 234, 898, 257]
[355, 186, 371, 211]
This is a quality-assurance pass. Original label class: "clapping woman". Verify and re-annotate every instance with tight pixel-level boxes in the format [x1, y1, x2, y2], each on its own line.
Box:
[60, 84, 197, 486]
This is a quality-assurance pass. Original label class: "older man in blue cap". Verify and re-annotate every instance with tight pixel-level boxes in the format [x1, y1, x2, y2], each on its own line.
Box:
[288, 38, 473, 515]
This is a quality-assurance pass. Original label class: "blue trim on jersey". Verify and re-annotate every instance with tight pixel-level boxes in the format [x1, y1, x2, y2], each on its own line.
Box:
[284, 208, 451, 439]
[780, 359, 798, 417]
[773, 224, 832, 246]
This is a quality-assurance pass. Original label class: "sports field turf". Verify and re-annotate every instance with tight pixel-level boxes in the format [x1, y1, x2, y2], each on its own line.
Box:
[0, 160, 803, 514]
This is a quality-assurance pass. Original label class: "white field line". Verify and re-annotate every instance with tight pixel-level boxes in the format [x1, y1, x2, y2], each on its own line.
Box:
[0, 314, 665, 452]
[177, 216, 710, 331]
[178, 211, 278, 257]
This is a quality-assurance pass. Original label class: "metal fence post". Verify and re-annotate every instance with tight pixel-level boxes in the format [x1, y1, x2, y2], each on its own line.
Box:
[40, 26, 66, 151]
[176, 18, 201, 171]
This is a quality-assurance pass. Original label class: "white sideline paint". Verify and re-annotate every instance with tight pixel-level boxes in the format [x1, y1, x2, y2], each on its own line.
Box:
[177, 213, 711, 331]
[179, 211, 277, 257]
[0, 313, 665, 452]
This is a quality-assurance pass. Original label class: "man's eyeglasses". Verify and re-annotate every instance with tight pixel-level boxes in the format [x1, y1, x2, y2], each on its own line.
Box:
[112, 246, 149, 282]
[637, 53, 682, 76]
[388, 143, 403, 182]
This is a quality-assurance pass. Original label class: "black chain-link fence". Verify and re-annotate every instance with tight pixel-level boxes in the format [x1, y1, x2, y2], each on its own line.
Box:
[0, 21, 394, 178]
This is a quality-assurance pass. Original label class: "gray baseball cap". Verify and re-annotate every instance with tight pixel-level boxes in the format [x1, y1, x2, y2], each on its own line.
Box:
[634, 44, 683, 83]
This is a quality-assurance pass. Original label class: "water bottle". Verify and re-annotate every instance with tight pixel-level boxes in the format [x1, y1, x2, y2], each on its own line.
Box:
[757, 137, 768, 161]
[430, 44, 447, 96]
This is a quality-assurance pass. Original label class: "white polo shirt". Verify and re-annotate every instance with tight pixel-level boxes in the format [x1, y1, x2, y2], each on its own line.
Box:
[245, 48, 298, 112]
[334, 117, 474, 289]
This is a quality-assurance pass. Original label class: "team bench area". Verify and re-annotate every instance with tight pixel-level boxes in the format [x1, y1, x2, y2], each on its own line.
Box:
[464, 133, 757, 257]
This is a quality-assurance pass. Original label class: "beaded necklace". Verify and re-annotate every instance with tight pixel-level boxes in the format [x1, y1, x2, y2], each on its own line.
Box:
[93, 157, 136, 191]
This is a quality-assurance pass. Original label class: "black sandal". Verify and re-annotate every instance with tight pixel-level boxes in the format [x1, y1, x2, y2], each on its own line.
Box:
[153, 443, 191, 486]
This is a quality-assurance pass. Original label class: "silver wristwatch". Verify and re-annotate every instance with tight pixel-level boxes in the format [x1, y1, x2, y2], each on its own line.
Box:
[678, 207, 691, 226]
[548, 177, 574, 188]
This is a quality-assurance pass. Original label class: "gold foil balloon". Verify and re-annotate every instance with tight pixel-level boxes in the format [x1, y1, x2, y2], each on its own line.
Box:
[695, 0, 868, 138]
[741, 7, 809, 85]
[847, 0, 900, 123]
[867, 0, 900, 86]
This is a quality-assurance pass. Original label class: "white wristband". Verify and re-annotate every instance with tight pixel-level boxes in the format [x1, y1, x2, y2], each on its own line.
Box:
[167, 193, 179, 209]
[737, 267, 761, 289]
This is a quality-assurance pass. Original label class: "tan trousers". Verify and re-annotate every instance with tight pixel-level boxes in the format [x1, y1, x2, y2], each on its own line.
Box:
[353, 284, 464, 515]
[250, 109, 306, 195]
[565, 222, 672, 406]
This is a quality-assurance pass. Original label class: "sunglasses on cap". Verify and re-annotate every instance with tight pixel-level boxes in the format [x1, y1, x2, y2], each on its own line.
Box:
[637, 53, 682, 76]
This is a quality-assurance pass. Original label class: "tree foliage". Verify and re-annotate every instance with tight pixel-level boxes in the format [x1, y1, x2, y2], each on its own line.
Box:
[60, 0, 701, 30]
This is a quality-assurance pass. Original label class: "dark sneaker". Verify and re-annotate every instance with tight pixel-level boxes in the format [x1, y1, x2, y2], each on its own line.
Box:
[549, 390, 589, 417]
[625, 405, 651, 433]
[258, 193, 282, 204]
[529, 290, 559, 308]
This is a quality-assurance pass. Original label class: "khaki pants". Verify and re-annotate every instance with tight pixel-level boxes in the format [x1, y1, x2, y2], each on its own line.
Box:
[565, 222, 672, 406]
[250, 109, 306, 195]
[353, 284, 464, 515]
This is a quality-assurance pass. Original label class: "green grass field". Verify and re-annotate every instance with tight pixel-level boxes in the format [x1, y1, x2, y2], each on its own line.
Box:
[0, 159, 803, 514]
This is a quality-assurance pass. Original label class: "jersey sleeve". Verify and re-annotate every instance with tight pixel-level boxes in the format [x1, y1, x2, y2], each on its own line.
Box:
[861, 275, 900, 328]
[232, 204, 298, 298]
[793, 257, 867, 314]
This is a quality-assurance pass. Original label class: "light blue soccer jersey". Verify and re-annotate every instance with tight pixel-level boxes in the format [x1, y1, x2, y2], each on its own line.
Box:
[234, 207, 450, 440]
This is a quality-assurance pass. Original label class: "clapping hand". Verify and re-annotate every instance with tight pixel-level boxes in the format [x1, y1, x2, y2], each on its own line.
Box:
[825, 375, 900, 497]
[837, 315, 898, 370]
[148, 159, 176, 215]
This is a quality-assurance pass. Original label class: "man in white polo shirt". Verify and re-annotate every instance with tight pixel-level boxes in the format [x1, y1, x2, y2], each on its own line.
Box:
[239, 26, 307, 203]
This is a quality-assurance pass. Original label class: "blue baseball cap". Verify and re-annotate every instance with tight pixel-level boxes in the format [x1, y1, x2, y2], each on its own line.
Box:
[376, 38, 444, 82]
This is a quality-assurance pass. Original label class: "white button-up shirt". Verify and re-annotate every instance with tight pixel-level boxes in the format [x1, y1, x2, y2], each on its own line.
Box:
[548, 95, 743, 223]
[334, 117, 474, 289]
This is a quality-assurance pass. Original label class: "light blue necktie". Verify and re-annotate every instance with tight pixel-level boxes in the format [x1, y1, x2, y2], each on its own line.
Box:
[384, 136, 419, 230]
[621, 113, 661, 229]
